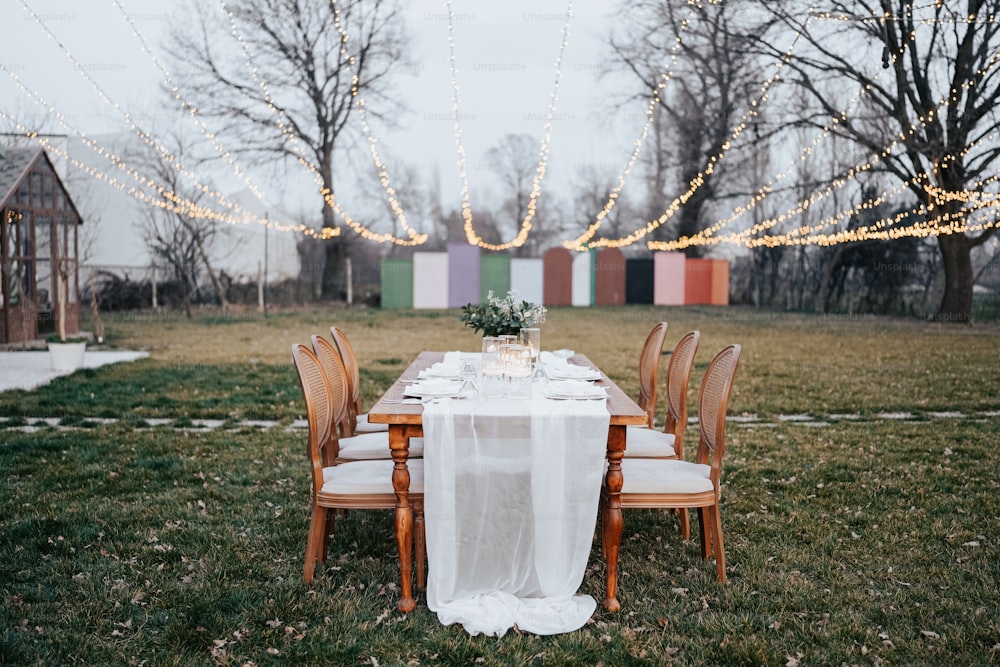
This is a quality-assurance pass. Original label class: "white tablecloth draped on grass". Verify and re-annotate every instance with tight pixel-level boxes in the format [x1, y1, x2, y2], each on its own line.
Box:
[421, 383, 610, 637]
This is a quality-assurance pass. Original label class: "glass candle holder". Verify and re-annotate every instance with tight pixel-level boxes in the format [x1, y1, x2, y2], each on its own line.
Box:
[518, 328, 540, 364]
[501, 344, 532, 399]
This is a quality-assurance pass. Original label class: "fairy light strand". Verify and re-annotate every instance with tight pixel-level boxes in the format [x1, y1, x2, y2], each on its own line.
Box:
[561, 10, 695, 251]
[445, 0, 575, 250]
[113, 0, 283, 220]
[16, 0, 292, 232]
[0, 110, 334, 239]
[219, 0, 427, 244]
[329, 0, 427, 243]
[646, 14, 1000, 253]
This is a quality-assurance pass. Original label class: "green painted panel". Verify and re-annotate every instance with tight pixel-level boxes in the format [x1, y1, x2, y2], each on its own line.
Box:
[380, 258, 413, 309]
[480, 253, 511, 302]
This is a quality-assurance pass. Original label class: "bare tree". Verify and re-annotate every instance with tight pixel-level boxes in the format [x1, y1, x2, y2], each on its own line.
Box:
[609, 0, 772, 255]
[761, 0, 1000, 322]
[166, 0, 410, 299]
[131, 136, 227, 318]
[569, 164, 638, 245]
[483, 133, 564, 256]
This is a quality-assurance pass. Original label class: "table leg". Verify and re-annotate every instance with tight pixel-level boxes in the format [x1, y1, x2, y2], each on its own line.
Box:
[390, 425, 415, 612]
[602, 424, 626, 612]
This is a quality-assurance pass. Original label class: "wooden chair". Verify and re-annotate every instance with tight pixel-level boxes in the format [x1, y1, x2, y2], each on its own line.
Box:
[636, 322, 669, 429]
[624, 331, 701, 538]
[608, 344, 741, 583]
[311, 334, 423, 460]
[330, 326, 390, 436]
[292, 342, 425, 583]
[625, 331, 701, 459]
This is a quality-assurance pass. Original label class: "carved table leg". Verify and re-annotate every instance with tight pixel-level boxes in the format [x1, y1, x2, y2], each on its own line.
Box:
[390, 425, 415, 612]
[603, 424, 626, 612]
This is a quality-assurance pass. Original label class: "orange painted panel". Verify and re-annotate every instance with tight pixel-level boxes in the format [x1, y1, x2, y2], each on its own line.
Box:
[710, 260, 730, 305]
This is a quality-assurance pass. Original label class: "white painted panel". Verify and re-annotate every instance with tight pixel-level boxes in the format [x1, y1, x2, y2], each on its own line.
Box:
[509, 258, 544, 305]
[412, 252, 449, 309]
[571, 252, 592, 306]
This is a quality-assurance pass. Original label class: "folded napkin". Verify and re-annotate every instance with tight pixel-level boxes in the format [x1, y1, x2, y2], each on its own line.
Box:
[405, 378, 463, 396]
[547, 363, 601, 380]
[539, 351, 568, 368]
[542, 380, 607, 399]
[419, 361, 463, 379]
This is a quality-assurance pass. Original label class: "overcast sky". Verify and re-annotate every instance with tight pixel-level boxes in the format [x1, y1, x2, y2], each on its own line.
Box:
[1, 0, 644, 230]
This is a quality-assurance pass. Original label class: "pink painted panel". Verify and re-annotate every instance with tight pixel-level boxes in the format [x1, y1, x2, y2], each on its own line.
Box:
[653, 252, 685, 306]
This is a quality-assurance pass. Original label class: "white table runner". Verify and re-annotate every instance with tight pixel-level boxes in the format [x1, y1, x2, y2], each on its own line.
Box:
[422, 383, 611, 637]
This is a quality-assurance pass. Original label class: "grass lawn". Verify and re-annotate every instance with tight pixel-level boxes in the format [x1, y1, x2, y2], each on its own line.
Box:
[2, 305, 999, 666]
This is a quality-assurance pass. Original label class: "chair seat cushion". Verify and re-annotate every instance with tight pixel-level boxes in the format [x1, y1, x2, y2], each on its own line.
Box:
[617, 459, 713, 495]
[322, 459, 424, 494]
[355, 413, 389, 433]
[624, 425, 677, 458]
[339, 433, 424, 459]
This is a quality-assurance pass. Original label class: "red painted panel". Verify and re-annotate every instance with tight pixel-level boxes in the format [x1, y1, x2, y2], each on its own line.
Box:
[594, 248, 626, 305]
[684, 259, 714, 305]
[543, 247, 573, 306]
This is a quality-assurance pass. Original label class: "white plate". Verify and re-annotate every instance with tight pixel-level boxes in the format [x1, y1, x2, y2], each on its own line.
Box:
[404, 381, 464, 398]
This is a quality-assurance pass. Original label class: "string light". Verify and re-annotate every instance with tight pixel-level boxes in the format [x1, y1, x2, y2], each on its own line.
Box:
[565, 9, 813, 250]
[0, 110, 337, 239]
[15, 0, 296, 233]
[219, 0, 431, 244]
[445, 0, 574, 250]
[113, 0, 286, 224]
[561, 10, 695, 251]
[645, 15, 1000, 254]
[329, 0, 426, 243]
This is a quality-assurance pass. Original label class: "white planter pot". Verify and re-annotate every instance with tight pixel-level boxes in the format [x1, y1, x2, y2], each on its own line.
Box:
[49, 342, 87, 372]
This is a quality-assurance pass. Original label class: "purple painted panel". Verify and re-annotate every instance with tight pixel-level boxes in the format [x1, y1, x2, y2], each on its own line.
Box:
[447, 243, 481, 307]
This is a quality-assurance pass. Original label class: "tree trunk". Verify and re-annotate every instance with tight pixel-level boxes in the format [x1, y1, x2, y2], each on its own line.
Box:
[816, 246, 846, 314]
[319, 167, 342, 300]
[935, 233, 974, 323]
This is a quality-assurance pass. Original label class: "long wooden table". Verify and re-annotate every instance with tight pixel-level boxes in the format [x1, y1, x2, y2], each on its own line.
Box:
[366, 351, 648, 613]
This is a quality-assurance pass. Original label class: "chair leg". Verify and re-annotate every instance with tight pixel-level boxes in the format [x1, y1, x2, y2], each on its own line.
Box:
[321, 508, 336, 563]
[708, 504, 727, 583]
[303, 506, 326, 581]
[678, 508, 691, 541]
[697, 507, 711, 560]
[415, 510, 426, 590]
